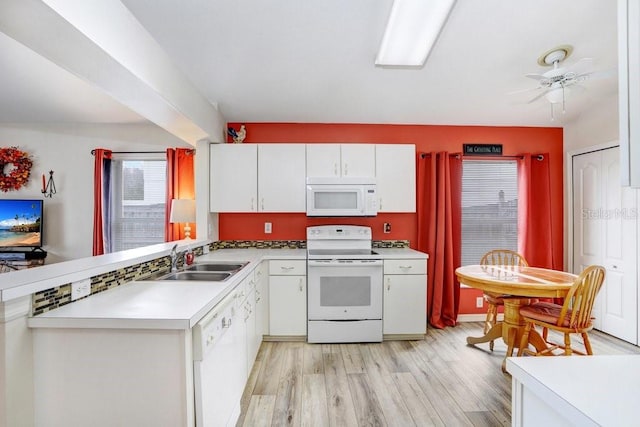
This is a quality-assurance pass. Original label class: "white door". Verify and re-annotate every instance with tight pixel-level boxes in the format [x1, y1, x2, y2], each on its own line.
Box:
[306, 144, 375, 177]
[600, 148, 637, 343]
[375, 144, 416, 212]
[306, 144, 341, 177]
[340, 144, 376, 177]
[269, 275, 307, 336]
[210, 144, 258, 212]
[572, 151, 602, 277]
[258, 144, 306, 212]
[383, 274, 427, 335]
[572, 146, 638, 344]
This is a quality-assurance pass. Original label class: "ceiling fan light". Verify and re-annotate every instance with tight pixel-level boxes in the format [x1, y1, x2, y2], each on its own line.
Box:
[375, 0, 456, 67]
[545, 88, 565, 104]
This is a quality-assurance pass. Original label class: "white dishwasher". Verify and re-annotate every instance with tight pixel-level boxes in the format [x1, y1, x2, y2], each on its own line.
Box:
[193, 288, 247, 426]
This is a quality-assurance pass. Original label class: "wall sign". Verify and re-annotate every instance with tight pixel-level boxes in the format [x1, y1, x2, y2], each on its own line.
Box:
[463, 144, 503, 156]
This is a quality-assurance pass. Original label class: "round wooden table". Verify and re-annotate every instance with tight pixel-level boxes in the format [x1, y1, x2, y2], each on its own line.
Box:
[455, 265, 577, 371]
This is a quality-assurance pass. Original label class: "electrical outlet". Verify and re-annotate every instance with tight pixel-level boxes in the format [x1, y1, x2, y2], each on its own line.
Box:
[383, 223, 391, 233]
[71, 279, 91, 301]
[264, 222, 272, 234]
[476, 296, 484, 308]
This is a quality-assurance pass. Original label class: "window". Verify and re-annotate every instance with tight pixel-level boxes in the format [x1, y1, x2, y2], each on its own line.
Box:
[461, 160, 518, 265]
[110, 154, 166, 252]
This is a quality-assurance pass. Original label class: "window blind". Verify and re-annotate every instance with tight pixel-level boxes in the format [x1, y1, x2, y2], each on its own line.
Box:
[461, 160, 518, 266]
[111, 159, 167, 252]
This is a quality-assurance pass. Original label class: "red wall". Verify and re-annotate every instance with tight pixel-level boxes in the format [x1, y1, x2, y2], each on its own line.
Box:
[221, 123, 564, 315]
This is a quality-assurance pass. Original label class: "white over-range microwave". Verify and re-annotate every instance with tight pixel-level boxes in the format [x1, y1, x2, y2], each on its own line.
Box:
[306, 177, 378, 217]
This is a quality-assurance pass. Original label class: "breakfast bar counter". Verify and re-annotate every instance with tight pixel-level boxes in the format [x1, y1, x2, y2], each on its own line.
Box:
[507, 355, 640, 426]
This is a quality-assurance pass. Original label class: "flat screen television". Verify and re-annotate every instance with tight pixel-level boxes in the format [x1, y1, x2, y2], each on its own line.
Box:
[0, 199, 43, 248]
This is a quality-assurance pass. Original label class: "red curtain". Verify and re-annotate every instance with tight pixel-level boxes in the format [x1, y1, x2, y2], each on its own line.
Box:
[517, 154, 555, 269]
[92, 149, 112, 256]
[417, 152, 462, 329]
[165, 148, 196, 241]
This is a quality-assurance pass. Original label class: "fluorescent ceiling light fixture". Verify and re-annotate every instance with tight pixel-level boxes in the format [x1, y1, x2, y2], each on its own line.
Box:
[375, 0, 456, 67]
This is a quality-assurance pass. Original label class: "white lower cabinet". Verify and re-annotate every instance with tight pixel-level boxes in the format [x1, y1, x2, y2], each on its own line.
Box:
[383, 259, 427, 337]
[31, 269, 266, 427]
[33, 327, 195, 426]
[254, 260, 269, 336]
[243, 271, 261, 370]
[268, 260, 307, 337]
[30, 253, 431, 426]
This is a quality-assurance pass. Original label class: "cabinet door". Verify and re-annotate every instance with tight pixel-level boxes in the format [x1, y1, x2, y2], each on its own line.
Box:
[383, 274, 427, 335]
[258, 144, 306, 212]
[269, 275, 307, 336]
[210, 144, 257, 212]
[341, 144, 375, 177]
[376, 144, 416, 212]
[306, 144, 341, 177]
[255, 261, 269, 336]
[306, 144, 375, 177]
[245, 288, 259, 370]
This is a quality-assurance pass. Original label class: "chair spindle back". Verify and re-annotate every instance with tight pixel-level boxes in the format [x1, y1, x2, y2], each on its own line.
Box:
[480, 249, 529, 268]
[558, 265, 606, 329]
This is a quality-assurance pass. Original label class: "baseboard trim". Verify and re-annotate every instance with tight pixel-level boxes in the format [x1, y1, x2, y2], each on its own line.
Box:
[383, 334, 425, 341]
[262, 335, 306, 342]
[457, 313, 504, 323]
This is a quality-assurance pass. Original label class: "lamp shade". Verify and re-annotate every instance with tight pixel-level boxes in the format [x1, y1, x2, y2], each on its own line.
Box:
[169, 199, 195, 223]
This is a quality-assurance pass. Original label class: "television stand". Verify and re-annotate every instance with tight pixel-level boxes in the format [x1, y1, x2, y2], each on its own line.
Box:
[0, 248, 47, 272]
[0, 248, 48, 260]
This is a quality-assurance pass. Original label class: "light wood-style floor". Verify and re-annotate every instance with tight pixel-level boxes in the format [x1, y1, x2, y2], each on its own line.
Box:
[237, 322, 640, 426]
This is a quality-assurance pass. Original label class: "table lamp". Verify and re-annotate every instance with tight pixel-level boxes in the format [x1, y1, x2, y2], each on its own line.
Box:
[169, 199, 196, 239]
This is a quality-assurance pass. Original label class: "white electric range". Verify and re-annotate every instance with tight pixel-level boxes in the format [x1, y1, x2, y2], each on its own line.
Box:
[306, 225, 383, 343]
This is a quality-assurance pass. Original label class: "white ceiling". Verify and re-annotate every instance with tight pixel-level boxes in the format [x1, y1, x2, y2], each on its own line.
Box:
[0, 0, 619, 131]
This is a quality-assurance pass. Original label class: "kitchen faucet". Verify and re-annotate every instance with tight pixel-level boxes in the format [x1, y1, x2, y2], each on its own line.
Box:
[170, 244, 179, 272]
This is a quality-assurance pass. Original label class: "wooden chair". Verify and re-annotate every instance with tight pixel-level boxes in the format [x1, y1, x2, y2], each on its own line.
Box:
[479, 249, 529, 351]
[517, 265, 606, 356]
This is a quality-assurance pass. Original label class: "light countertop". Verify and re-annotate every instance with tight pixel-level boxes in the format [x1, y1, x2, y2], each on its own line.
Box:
[28, 247, 426, 331]
[2, 239, 206, 302]
[507, 355, 640, 426]
[375, 247, 428, 259]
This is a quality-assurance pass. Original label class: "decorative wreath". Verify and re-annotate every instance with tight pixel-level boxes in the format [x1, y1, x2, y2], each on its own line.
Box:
[0, 147, 33, 192]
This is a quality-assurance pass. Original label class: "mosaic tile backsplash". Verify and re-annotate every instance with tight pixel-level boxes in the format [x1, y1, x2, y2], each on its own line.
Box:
[32, 240, 410, 315]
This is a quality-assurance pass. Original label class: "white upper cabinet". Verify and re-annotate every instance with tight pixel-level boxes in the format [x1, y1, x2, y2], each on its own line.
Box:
[210, 142, 416, 213]
[210, 143, 306, 212]
[210, 144, 257, 212]
[375, 144, 416, 212]
[306, 144, 375, 177]
[258, 144, 306, 212]
[618, 0, 640, 187]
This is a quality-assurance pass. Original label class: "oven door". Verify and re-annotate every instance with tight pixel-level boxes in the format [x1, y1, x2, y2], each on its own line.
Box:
[307, 259, 383, 320]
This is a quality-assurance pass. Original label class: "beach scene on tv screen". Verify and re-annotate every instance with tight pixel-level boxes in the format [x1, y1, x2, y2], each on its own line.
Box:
[0, 200, 42, 247]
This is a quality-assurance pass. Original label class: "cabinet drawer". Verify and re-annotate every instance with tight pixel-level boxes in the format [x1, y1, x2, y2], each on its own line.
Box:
[269, 260, 306, 275]
[383, 259, 426, 275]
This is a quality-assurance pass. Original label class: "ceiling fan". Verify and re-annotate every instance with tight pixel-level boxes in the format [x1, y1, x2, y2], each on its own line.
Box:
[513, 45, 611, 121]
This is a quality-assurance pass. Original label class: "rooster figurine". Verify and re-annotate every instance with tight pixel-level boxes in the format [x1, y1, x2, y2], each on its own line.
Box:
[227, 124, 247, 143]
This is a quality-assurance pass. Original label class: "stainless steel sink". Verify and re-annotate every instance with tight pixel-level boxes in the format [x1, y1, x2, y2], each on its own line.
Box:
[159, 271, 232, 281]
[184, 262, 248, 273]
